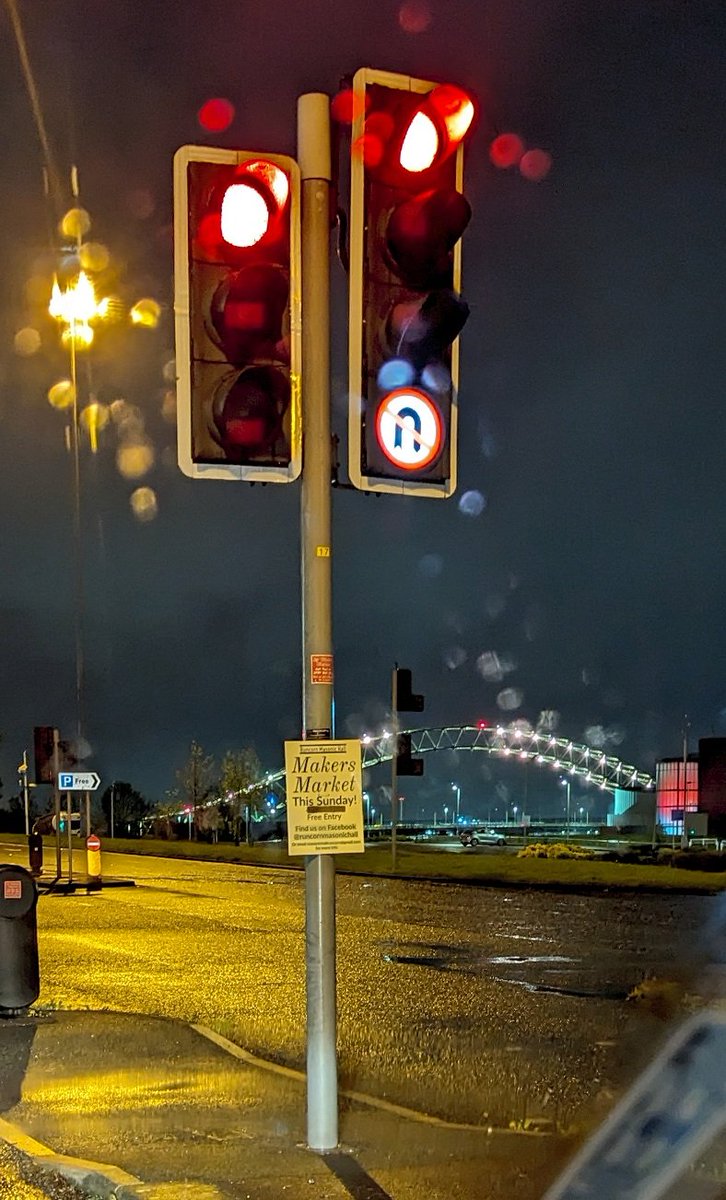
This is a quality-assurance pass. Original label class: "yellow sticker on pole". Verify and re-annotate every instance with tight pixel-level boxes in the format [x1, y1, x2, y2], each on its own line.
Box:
[284, 739, 364, 856]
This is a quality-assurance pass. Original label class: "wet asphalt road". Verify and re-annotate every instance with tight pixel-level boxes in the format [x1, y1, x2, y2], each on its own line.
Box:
[2, 845, 718, 1131]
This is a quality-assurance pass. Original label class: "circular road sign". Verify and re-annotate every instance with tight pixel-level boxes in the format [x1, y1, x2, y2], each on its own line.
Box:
[86, 834, 101, 851]
[375, 387, 443, 470]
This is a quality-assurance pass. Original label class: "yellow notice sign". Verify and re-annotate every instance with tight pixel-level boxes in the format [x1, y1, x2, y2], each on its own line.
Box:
[284, 739, 364, 856]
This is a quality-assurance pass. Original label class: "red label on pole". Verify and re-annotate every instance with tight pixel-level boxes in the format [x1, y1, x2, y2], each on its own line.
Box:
[3, 880, 22, 899]
[86, 835, 101, 851]
[311, 653, 334, 684]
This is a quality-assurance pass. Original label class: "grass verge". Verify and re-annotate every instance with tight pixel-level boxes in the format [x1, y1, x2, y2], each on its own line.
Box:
[2, 832, 724, 893]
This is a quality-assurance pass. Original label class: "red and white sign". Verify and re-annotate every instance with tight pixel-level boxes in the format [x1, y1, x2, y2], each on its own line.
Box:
[375, 387, 443, 470]
[86, 835, 101, 852]
[311, 653, 334, 685]
[3, 880, 22, 900]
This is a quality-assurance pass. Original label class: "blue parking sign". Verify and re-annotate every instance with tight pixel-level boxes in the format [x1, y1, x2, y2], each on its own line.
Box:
[59, 773, 73, 789]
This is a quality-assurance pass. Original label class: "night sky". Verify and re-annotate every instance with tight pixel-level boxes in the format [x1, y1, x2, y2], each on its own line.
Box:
[1, 0, 725, 817]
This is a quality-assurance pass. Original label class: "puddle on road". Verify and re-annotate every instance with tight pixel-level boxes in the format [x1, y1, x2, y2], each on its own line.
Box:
[381, 941, 630, 1000]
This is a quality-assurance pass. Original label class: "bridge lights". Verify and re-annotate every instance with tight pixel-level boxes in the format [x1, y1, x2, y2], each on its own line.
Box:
[173, 146, 301, 482]
[348, 69, 475, 498]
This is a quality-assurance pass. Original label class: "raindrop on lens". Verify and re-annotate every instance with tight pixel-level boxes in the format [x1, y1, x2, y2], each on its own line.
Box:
[14, 327, 41, 356]
[377, 359, 415, 389]
[130, 487, 158, 522]
[458, 490, 486, 517]
[421, 363, 450, 393]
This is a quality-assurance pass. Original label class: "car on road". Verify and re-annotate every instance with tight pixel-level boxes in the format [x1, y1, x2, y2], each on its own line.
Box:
[459, 829, 506, 847]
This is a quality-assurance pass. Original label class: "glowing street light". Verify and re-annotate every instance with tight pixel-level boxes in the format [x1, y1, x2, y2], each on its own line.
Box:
[560, 777, 571, 833]
[49, 270, 111, 349]
[450, 781, 461, 824]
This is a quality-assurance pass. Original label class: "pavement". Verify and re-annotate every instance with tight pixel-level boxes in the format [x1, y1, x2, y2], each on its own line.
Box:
[0, 1009, 566, 1200]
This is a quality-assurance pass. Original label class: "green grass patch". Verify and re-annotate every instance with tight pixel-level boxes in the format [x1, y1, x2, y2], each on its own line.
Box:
[1, 832, 724, 893]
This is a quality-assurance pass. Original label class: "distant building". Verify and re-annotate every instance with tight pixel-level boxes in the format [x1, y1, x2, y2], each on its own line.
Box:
[655, 756, 698, 837]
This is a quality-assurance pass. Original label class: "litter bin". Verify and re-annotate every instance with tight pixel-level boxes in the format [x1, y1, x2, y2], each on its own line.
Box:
[0, 865, 40, 1017]
[28, 832, 43, 876]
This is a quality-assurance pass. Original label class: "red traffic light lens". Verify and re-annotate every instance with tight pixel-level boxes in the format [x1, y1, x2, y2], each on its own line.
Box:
[212, 365, 289, 457]
[221, 183, 270, 247]
[398, 84, 475, 175]
[209, 264, 289, 361]
[400, 112, 439, 172]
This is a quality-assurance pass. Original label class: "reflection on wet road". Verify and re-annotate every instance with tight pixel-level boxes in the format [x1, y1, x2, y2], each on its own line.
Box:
[3, 846, 717, 1131]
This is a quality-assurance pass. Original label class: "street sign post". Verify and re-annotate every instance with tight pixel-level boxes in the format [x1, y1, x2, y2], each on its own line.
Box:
[58, 772, 100, 791]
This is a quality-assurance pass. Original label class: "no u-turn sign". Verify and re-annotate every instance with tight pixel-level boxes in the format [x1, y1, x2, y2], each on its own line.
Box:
[375, 388, 444, 470]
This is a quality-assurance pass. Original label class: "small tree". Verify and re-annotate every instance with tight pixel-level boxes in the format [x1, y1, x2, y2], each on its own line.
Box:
[176, 741, 215, 840]
[100, 781, 150, 837]
[220, 747, 262, 844]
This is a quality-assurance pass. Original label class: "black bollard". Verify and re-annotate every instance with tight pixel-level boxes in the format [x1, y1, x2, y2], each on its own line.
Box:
[0, 865, 40, 1017]
[28, 833, 43, 877]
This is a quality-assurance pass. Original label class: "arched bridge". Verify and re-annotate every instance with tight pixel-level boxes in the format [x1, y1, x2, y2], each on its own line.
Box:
[263, 724, 654, 794]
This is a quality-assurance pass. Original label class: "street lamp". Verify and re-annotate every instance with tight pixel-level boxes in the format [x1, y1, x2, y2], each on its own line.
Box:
[560, 778, 571, 834]
[450, 782, 461, 824]
[443, 805, 449, 825]
[513, 804, 519, 826]
[363, 791, 370, 825]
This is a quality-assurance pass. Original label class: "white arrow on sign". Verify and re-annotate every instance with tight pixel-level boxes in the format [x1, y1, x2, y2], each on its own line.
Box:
[58, 772, 101, 791]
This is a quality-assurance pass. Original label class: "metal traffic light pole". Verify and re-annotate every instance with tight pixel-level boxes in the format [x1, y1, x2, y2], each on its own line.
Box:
[297, 92, 337, 1152]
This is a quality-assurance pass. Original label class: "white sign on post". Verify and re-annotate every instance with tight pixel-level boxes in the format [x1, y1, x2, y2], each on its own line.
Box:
[284, 739, 364, 856]
[58, 772, 101, 791]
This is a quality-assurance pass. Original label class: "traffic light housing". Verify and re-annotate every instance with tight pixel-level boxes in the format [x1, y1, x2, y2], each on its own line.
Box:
[174, 146, 302, 482]
[396, 733, 423, 777]
[348, 69, 475, 498]
[394, 667, 424, 712]
[393, 666, 424, 775]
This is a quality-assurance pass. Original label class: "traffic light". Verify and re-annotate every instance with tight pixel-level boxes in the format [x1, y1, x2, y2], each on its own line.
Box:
[396, 733, 423, 777]
[173, 146, 302, 482]
[348, 69, 475, 498]
[393, 666, 424, 774]
[394, 667, 424, 712]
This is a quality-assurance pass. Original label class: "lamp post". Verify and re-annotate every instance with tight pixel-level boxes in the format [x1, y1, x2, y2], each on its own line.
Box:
[363, 791, 370, 826]
[560, 778, 571, 834]
[451, 782, 461, 825]
[443, 805, 449, 826]
[48, 269, 113, 748]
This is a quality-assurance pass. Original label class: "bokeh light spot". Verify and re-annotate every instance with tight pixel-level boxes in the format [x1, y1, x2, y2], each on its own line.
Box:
[161, 390, 177, 424]
[117, 439, 155, 480]
[79, 242, 110, 273]
[14, 327, 41, 356]
[331, 89, 367, 125]
[444, 646, 467, 670]
[458, 489, 486, 517]
[162, 359, 176, 383]
[489, 133, 525, 169]
[378, 358, 415, 389]
[60, 207, 91, 240]
[48, 380, 75, 410]
[477, 651, 517, 683]
[130, 298, 161, 328]
[198, 97, 235, 133]
[130, 487, 158, 522]
[398, 0, 433, 33]
[497, 687, 523, 711]
[80, 401, 110, 451]
[520, 148, 552, 181]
